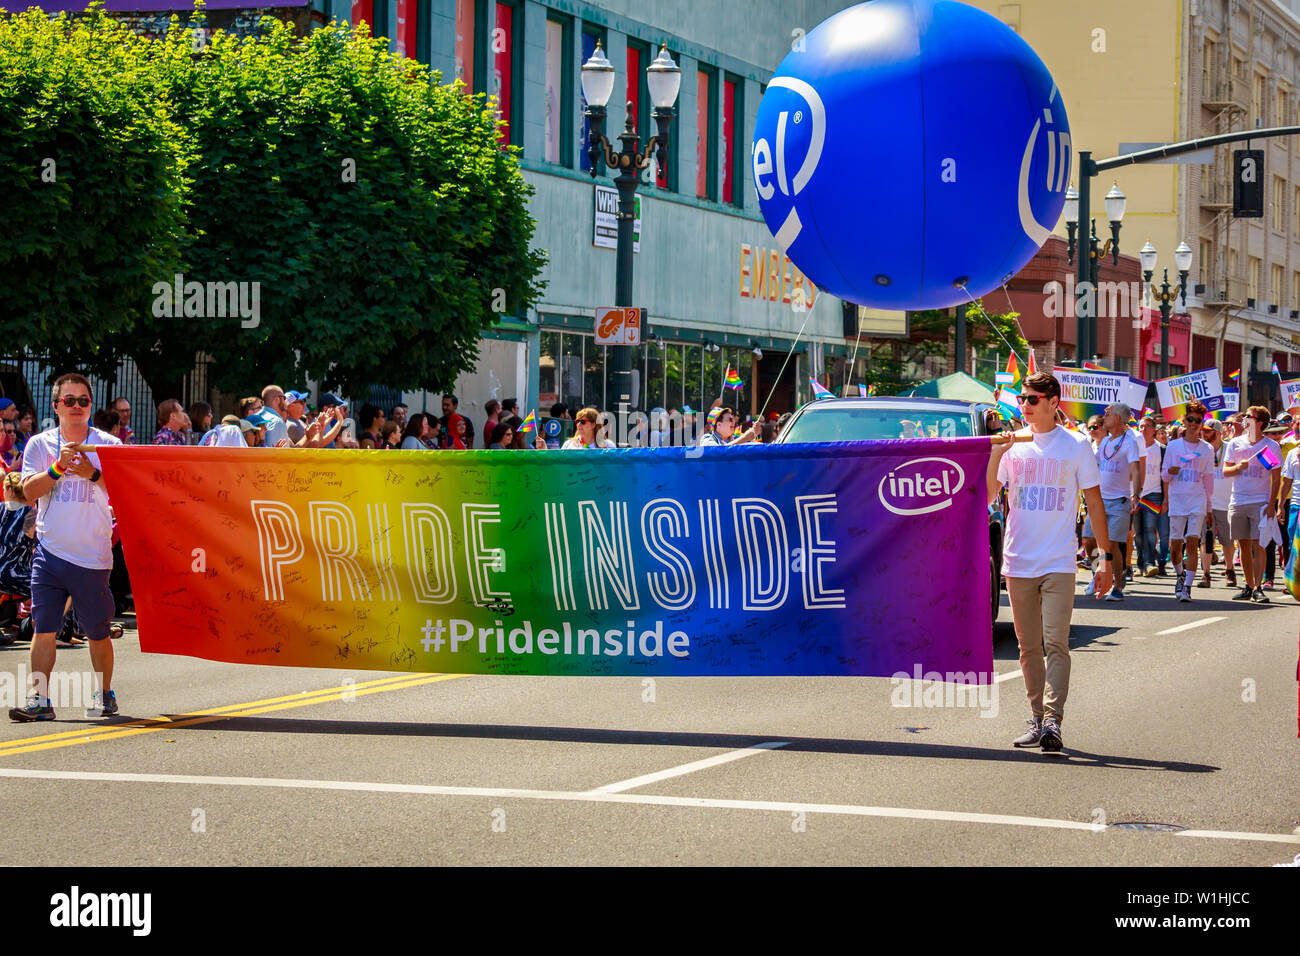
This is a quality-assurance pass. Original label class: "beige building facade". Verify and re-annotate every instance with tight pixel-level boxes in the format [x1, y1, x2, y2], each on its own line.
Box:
[973, 0, 1300, 401]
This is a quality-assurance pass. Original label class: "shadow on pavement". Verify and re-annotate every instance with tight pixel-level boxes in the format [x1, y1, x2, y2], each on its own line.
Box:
[156, 715, 1219, 774]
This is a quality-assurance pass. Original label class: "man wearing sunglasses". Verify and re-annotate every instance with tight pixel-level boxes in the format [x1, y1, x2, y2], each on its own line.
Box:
[1161, 401, 1214, 602]
[11, 373, 122, 722]
[988, 372, 1112, 754]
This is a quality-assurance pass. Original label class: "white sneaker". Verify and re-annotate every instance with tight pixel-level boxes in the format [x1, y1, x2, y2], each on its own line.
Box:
[1178, 585, 1191, 603]
[1084, 576, 1096, 596]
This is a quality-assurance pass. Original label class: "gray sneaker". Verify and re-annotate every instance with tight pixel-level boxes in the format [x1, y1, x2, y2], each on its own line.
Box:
[1039, 717, 1063, 753]
[1012, 717, 1043, 748]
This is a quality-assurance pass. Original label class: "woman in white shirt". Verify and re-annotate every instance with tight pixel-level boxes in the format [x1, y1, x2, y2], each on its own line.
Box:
[562, 407, 616, 449]
[398, 414, 434, 450]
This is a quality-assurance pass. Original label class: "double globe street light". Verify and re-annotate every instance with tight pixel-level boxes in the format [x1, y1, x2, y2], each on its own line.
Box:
[1139, 239, 1193, 380]
[1063, 179, 1127, 364]
[582, 42, 681, 427]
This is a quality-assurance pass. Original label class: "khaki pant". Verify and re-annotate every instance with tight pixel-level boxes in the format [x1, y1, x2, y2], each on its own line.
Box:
[1005, 573, 1075, 724]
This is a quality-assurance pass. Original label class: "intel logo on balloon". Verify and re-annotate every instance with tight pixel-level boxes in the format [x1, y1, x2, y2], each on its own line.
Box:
[877, 456, 965, 517]
[753, 0, 1071, 311]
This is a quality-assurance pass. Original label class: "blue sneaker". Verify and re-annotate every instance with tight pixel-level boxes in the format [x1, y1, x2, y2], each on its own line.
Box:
[1105, 589, 1124, 602]
[86, 690, 118, 718]
[9, 694, 55, 722]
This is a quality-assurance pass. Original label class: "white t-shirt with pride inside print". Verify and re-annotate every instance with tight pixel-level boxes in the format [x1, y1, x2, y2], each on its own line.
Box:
[997, 426, 1102, 579]
[1161, 437, 1214, 516]
[1224, 435, 1282, 506]
[20, 426, 121, 570]
[1093, 429, 1143, 499]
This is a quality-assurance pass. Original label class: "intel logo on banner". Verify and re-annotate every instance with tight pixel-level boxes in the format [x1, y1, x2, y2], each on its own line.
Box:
[878, 457, 965, 516]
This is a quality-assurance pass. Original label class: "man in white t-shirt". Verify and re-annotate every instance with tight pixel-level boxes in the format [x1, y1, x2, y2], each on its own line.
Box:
[1222, 404, 1283, 603]
[12, 373, 122, 722]
[1198, 420, 1237, 589]
[1161, 401, 1214, 602]
[1135, 416, 1169, 577]
[988, 372, 1112, 755]
[1084, 403, 1144, 600]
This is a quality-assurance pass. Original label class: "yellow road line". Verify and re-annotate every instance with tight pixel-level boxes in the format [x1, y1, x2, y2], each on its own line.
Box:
[0, 672, 425, 749]
[0, 674, 464, 757]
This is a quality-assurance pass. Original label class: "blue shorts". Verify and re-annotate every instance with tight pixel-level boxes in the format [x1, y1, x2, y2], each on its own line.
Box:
[31, 542, 115, 641]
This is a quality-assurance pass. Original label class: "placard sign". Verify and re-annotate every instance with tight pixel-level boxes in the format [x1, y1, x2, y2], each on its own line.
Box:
[1154, 367, 1227, 421]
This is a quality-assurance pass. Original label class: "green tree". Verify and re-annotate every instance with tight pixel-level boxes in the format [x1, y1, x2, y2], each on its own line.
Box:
[0, 7, 188, 379]
[141, 15, 547, 397]
[1, 7, 546, 399]
[856, 302, 1027, 396]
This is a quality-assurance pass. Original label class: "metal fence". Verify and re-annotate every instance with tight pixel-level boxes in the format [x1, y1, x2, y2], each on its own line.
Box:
[0, 353, 212, 432]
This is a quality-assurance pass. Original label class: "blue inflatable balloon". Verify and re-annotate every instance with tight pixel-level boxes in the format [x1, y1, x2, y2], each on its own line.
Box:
[753, 0, 1070, 311]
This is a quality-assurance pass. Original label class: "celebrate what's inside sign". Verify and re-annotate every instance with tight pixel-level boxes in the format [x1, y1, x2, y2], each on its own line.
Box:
[1154, 368, 1227, 421]
[95, 441, 996, 679]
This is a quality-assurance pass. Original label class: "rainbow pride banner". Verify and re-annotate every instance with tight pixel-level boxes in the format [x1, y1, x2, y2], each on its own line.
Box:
[1153, 367, 1227, 422]
[95, 443, 996, 679]
[1053, 367, 1148, 423]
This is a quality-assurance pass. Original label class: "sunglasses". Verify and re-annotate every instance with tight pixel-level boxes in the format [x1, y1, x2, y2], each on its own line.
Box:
[1184, 417, 1203, 424]
[58, 396, 91, 408]
[1016, 394, 1048, 406]
[1088, 424, 1103, 430]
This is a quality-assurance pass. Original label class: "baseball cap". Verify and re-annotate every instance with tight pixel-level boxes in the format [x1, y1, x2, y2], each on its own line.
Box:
[0, 398, 13, 411]
[220, 414, 241, 426]
[237, 419, 257, 434]
[285, 390, 310, 404]
[244, 409, 274, 427]
[319, 392, 346, 408]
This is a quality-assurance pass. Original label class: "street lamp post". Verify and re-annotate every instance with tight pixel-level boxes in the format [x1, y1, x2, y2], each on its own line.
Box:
[1064, 170, 1126, 364]
[1139, 240, 1193, 380]
[582, 43, 680, 436]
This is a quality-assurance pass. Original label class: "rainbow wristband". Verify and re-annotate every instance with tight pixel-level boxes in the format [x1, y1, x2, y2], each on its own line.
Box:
[47, 462, 64, 481]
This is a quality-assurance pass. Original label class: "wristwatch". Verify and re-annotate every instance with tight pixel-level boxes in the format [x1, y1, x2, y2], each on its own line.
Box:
[90, 468, 101, 484]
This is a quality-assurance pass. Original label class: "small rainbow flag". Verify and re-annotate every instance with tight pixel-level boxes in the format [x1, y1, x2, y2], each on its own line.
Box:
[724, 366, 744, 389]
[810, 379, 835, 401]
[518, 409, 537, 433]
[996, 353, 1019, 387]
[1027, 349, 1038, 375]
[867, 383, 878, 396]
[1139, 498, 1161, 515]
[1255, 444, 1282, 469]
[1229, 368, 1240, 383]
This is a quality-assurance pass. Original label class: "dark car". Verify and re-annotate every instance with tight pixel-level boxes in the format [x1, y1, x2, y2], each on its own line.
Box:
[775, 396, 1013, 627]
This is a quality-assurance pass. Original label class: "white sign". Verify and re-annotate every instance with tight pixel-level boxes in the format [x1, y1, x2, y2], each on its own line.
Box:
[1279, 379, 1300, 410]
[593, 184, 641, 252]
[594, 307, 642, 346]
[1222, 388, 1239, 412]
[1053, 367, 1131, 412]
[1154, 367, 1226, 420]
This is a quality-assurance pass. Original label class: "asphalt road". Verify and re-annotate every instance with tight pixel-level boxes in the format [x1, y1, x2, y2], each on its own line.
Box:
[1, 562, 1296, 866]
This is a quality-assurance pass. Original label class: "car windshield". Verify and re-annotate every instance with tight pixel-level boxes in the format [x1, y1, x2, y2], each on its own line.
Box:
[783, 407, 975, 442]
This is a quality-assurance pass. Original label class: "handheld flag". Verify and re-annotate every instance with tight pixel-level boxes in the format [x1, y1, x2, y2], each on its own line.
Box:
[724, 366, 744, 390]
[996, 385, 1020, 418]
[996, 353, 1019, 387]
[1027, 349, 1038, 375]
[810, 379, 835, 401]
[1255, 444, 1283, 469]
[518, 410, 537, 433]
[867, 383, 878, 396]
[857, 384, 868, 397]
[1274, 361, 1282, 377]
[1229, 369, 1240, 383]
[1139, 498, 1161, 516]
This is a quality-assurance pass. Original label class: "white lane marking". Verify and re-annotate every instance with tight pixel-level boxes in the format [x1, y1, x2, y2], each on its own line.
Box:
[2, 766, 1298, 845]
[1155, 616, 1227, 636]
[995, 670, 1024, 683]
[590, 741, 789, 794]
